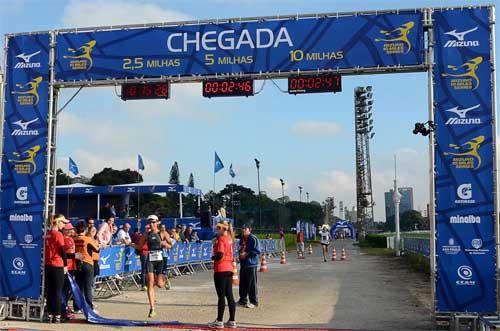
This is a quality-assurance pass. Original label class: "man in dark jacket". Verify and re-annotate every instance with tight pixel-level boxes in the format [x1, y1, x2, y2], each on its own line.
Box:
[238, 224, 261, 308]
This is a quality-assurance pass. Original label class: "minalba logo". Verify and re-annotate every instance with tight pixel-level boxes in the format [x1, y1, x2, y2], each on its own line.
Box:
[374, 21, 414, 54]
[12, 118, 39, 136]
[444, 27, 479, 48]
[15, 50, 42, 69]
[15, 186, 29, 205]
[445, 104, 481, 125]
[63, 40, 96, 70]
[449, 214, 481, 224]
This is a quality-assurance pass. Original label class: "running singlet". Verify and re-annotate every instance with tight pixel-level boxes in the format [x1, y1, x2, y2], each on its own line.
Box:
[147, 232, 163, 262]
[214, 235, 234, 273]
[320, 231, 330, 245]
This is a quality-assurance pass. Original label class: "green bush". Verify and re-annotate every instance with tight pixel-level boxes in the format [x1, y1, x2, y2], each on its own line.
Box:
[360, 234, 387, 248]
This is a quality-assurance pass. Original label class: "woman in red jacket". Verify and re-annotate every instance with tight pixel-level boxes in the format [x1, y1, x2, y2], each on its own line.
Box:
[44, 214, 68, 323]
[208, 220, 236, 329]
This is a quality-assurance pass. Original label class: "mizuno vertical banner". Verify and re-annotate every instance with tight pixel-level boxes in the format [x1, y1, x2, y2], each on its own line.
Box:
[433, 7, 497, 313]
[0, 33, 50, 299]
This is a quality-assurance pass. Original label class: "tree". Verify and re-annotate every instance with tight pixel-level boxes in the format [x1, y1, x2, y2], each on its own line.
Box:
[56, 168, 71, 185]
[187, 173, 195, 187]
[89, 168, 142, 186]
[169, 162, 180, 184]
[383, 209, 426, 232]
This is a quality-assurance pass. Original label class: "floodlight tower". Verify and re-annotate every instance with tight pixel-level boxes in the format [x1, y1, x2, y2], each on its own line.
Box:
[354, 86, 375, 239]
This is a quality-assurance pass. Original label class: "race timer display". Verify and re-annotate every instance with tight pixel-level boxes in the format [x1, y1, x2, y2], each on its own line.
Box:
[121, 82, 170, 100]
[288, 74, 342, 94]
[203, 78, 254, 98]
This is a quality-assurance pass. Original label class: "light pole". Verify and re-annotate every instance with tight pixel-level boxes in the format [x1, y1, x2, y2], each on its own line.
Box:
[298, 186, 303, 202]
[306, 192, 309, 203]
[280, 179, 285, 204]
[393, 155, 402, 256]
[254, 158, 262, 230]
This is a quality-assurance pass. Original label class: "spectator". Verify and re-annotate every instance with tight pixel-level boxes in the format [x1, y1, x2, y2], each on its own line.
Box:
[44, 214, 68, 323]
[116, 223, 132, 246]
[172, 226, 181, 241]
[279, 227, 285, 240]
[160, 224, 172, 275]
[96, 217, 114, 248]
[85, 217, 95, 232]
[75, 222, 99, 312]
[184, 225, 194, 242]
[138, 225, 151, 291]
[110, 204, 117, 218]
[191, 230, 202, 243]
[62, 223, 77, 319]
[179, 224, 187, 242]
[296, 230, 305, 258]
[237, 224, 261, 309]
[88, 226, 100, 299]
[100, 203, 112, 220]
[131, 227, 142, 246]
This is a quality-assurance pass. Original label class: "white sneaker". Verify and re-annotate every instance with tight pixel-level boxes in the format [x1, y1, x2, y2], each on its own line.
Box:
[225, 320, 237, 328]
[246, 303, 256, 309]
[208, 320, 224, 328]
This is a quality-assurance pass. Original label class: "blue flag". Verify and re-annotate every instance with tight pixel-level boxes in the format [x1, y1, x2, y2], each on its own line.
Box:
[138, 154, 145, 171]
[229, 164, 236, 178]
[69, 157, 79, 176]
[214, 152, 224, 173]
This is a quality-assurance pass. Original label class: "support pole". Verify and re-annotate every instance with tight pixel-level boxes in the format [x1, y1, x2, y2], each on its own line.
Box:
[97, 194, 101, 220]
[393, 155, 401, 257]
[179, 193, 183, 218]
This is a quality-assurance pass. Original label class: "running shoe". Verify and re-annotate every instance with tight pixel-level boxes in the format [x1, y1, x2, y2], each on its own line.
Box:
[237, 301, 247, 307]
[148, 308, 157, 318]
[246, 303, 256, 309]
[225, 320, 237, 328]
[142, 286, 147, 291]
[208, 320, 224, 328]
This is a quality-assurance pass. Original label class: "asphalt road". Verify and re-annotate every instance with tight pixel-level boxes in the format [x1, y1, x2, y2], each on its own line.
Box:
[2, 241, 431, 331]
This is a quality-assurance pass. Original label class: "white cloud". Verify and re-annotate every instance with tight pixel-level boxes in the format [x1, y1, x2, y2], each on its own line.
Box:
[61, 0, 190, 28]
[291, 120, 343, 137]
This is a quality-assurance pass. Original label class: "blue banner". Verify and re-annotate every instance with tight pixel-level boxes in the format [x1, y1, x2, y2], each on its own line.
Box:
[54, 12, 424, 81]
[433, 7, 496, 313]
[0, 34, 50, 299]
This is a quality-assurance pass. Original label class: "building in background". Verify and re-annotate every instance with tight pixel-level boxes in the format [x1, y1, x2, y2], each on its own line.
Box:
[384, 187, 414, 222]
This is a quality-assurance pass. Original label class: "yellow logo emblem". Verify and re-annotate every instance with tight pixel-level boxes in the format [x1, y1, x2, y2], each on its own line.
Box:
[444, 135, 484, 169]
[375, 21, 414, 54]
[8, 145, 41, 174]
[441, 56, 482, 90]
[12, 76, 42, 105]
[63, 40, 96, 70]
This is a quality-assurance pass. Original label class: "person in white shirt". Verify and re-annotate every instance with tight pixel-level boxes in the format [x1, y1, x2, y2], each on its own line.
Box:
[116, 223, 132, 246]
[319, 225, 331, 262]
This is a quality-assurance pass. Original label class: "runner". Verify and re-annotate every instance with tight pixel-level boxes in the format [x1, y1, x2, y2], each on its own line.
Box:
[319, 225, 331, 262]
[138, 215, 171, 318]
[209, 220, 237, 329]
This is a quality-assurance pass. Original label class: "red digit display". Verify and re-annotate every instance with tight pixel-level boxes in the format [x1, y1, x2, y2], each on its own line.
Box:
[288, 74, 342, 94]
[203, 78, 254, 98]
[121, 82, 170, 100]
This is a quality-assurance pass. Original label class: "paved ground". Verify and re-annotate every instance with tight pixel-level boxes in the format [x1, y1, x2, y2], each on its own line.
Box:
[3, 241, 431, 330]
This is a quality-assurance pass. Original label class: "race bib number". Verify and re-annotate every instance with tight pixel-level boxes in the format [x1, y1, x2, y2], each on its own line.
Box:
[149, 250, 163, 262]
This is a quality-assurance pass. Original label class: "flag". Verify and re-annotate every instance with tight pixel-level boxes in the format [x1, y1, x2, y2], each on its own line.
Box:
[229, 164, 236, 178]
[214, 152, 224, 173]
[69, 157, 79, 176]
[138, 154, 145, 171]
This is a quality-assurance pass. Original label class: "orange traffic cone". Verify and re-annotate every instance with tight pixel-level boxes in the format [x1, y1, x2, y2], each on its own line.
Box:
[341, 247, 346, 261]
[280, 251, 287, 264]
[232, 260, 239, 285]
[308, 244, 313, 255]
[331, 247, 337, 261]
[259, 255, 267, 272]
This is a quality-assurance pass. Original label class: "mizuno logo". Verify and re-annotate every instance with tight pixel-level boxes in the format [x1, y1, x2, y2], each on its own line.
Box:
[444, 27, 479, 48]
[12, 118, 40, 136]
[15, 51, 41, 69]
[445, 105, 481, 125]
[13, 118, 38, 130]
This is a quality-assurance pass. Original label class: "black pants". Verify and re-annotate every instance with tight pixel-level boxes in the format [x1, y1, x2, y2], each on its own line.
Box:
[239, 266, 258, 305]
[45, 265, 64, 316]
[76, 263, 94, 309]
[62, 270, 77, 313]
[140, 255, 148, 287]
[214, 271, 235, 322]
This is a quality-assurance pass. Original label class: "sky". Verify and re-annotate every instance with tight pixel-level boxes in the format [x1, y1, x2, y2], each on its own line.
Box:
[1, 0, 499, 221]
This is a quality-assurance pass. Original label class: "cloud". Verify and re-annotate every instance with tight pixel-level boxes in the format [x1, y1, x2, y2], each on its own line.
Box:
[291, 120, 343, 137]
[61, 0, 190, 28]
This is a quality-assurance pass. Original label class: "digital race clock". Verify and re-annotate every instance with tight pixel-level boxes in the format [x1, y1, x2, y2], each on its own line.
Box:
[288, 74, 342, 94]
[121, 82, 170, 100]
[202, 78, 254, 98]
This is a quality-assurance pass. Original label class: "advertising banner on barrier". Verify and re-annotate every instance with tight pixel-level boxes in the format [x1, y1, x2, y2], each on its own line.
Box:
[433, 7, 496, 313]
[54, 12, 424, 81]
[0, 34, 50, 299]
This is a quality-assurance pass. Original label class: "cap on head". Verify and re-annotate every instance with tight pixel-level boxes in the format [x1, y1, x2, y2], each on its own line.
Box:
[63, 223, 74, 230]
[147, 215, 159, 223]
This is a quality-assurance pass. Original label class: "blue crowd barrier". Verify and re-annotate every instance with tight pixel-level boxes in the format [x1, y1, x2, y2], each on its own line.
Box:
[97, 239, 281, 277]
[403, 238, 430, 257]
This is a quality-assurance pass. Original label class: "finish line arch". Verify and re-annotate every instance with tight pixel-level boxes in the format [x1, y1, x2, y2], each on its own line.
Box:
[331, 220, 356, 240]
[0, 4, 497, 323]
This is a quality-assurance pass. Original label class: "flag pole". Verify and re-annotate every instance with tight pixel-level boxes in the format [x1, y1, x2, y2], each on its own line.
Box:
[231, 176, 234, 224]
[67, 158, 70, 218]
[137, 169, 141, 220]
